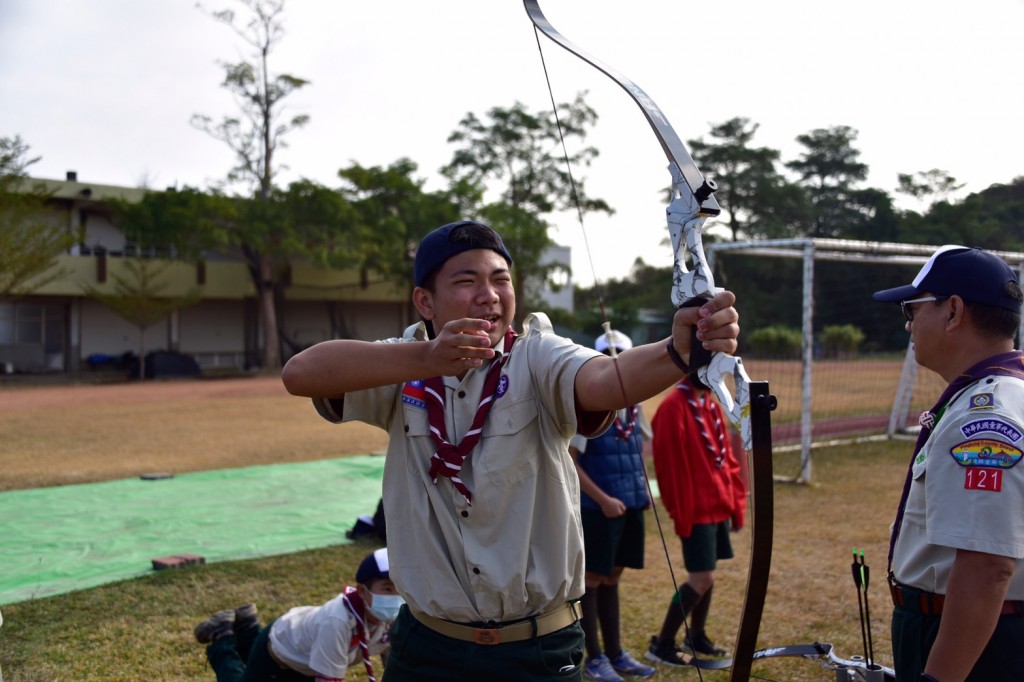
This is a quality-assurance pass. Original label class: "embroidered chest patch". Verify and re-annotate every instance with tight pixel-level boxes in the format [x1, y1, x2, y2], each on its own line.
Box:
[949, 438, 1022, 469]
[401, 380, 427, 409]
[960, 418, 1023, 443]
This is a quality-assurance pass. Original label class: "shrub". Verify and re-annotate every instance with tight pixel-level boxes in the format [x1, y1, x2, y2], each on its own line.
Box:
[820, 324, 866, 359]
[747, 325, 802, 359]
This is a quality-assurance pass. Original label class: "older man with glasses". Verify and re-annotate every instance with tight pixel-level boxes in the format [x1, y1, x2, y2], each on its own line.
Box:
[873, 245, 1024, 682]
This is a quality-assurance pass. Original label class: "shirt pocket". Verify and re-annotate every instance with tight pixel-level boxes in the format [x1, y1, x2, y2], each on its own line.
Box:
[400, 404, 433, 475]
[478, 397, 540, 486]
[402, 404, 430, 437]
[912, 454, 927, 481]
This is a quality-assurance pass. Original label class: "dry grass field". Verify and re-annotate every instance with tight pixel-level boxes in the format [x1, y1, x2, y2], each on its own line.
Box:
[0, 375, 388, 492]
[0, 368, 914, 680]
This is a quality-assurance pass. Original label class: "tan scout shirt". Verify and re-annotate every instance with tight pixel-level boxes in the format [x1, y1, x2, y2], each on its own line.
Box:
[316, 313, 609, 623]
[892, 375, 1024, 598]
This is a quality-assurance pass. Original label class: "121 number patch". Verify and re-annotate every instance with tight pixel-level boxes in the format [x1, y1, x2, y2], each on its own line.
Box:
[964, 468, 1002, 492]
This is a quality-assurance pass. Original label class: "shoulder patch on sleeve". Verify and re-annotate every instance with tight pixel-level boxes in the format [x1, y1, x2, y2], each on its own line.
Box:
[960, 418, 1023, 442]
[950, 438, 1022, 469]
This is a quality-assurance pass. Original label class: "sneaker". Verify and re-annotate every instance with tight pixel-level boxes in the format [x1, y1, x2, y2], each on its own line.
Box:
[609, 650, 656, 678]
[644, 636, 689, 668]
[194, 609, 235, 644]
[683, 631, 727, 657]
[234, 603, 259, 633]
[584, 653, 625, 682]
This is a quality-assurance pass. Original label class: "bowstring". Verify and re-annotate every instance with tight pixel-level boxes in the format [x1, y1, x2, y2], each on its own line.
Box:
[530, 25, 704, 681]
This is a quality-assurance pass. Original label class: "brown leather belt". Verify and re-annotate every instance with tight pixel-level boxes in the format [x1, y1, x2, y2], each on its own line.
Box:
[410, 601, 582, 646]
[889, 580, 1024, 616]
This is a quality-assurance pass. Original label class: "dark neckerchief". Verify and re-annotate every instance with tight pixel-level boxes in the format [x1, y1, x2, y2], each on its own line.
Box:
[424, 327, 517, 505]
[888, 349, 1024, 571]
[341, 586, 376, 682]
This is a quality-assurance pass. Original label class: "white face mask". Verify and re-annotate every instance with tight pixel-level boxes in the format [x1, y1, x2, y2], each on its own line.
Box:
[366, 592, 404, 623]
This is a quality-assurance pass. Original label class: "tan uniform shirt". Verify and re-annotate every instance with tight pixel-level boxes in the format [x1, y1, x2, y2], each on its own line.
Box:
[893, 376, 1024, 598]
[316, 313, 609, 623]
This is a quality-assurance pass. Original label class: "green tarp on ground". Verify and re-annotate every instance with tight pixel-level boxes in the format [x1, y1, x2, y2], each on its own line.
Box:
[0, 455, 385, 605]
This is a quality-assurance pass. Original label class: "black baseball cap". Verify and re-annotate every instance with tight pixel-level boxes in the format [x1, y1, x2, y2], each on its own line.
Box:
[355, 548, 391, 585]
[413, 220, 513, 287]
[873, 246, 1021, 313]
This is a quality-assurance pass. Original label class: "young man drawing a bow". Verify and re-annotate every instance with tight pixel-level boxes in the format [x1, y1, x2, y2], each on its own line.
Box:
[282, 220, 740, 681]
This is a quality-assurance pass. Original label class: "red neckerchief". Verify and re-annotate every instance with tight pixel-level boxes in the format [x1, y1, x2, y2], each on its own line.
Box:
[423, 328, 517, 505]
[341, 586, 376, 682]
[612, 405, 639, 441]
[888, 350, 1024, 570]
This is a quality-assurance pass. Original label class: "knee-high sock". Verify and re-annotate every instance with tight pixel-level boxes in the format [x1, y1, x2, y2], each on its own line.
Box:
[581, 587, 602, 659]
[656, 583, 701, 646]
[689, 585, 713, 636]
[596, 583, 621, 658]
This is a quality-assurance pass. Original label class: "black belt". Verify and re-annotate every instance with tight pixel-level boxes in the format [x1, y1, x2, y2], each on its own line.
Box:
[889, 578, 1024, 617]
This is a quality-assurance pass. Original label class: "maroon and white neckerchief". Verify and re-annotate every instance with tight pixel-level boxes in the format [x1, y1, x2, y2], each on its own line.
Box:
[612, 405, 639, 441]
[679, 380, 726, 469]
[424, 327, 517, 505]
[341, 586, 376, 682]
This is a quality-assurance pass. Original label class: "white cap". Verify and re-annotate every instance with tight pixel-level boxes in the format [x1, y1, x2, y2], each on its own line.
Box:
[595, 330, 633, 353]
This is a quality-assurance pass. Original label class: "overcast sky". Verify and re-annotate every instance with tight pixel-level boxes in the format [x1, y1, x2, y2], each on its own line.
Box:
[2, 0, 1022, 287]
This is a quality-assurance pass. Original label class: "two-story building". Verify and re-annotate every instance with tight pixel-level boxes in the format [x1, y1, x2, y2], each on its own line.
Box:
[2, 172, 573, 375]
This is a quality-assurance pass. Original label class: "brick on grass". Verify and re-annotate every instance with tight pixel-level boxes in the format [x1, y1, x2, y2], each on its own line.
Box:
[151, 554, 206, 570]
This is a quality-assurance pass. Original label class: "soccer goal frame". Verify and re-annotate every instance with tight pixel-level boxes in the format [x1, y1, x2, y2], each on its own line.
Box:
[706, 238, 1024, 483]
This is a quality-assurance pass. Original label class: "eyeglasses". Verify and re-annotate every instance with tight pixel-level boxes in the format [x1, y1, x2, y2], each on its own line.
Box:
[899, 295, 948, 322]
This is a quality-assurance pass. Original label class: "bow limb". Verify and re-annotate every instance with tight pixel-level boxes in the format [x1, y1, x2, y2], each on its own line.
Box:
[523, 3, 774, 680]
[524, 0, 753, 453]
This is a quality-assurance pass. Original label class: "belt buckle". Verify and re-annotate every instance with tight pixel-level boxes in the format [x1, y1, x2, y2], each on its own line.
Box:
[473, 627, 501, 646]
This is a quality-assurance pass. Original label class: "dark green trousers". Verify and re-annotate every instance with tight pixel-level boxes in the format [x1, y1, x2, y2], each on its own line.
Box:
[383, 606, 584, 681]
[892, 606, 1024, 681]
[206, 619, 310, 682]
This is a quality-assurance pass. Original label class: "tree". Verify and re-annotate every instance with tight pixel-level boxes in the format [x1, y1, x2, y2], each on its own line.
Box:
[111, 186, 228, 263]
[441, 95, 612, 316]
[902, 176, 1024, 250]
[689, 117, 807, 241]
[82, 260, 202, 380]
[191, 0, 310, 369]
[785, 126, 869, 238]
[0, 136, 77, 300]
[896, 169, 965, 210]
[337, 158, 461, 289]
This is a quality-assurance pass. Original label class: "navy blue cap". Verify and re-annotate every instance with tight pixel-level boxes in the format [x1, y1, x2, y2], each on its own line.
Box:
[413, 220, 513, 287]
[873, 246, 1021, 313]
[355, 548, 390, 585]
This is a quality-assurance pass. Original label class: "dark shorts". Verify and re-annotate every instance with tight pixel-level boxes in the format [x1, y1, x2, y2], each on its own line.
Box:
[892, 604, 1024, 681]
[384, 605, 585, 681]
[681, 521, 733, 573]
[581, 507, 645, 576]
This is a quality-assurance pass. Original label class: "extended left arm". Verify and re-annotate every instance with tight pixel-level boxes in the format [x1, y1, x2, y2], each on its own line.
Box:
[575, 291, 737, 412]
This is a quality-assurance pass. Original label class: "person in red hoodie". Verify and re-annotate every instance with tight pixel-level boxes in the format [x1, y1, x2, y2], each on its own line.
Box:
[645, 373, 747, 668]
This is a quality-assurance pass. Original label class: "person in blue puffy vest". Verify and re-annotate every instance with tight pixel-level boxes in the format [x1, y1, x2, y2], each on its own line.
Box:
[568, 330, 656, 682]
